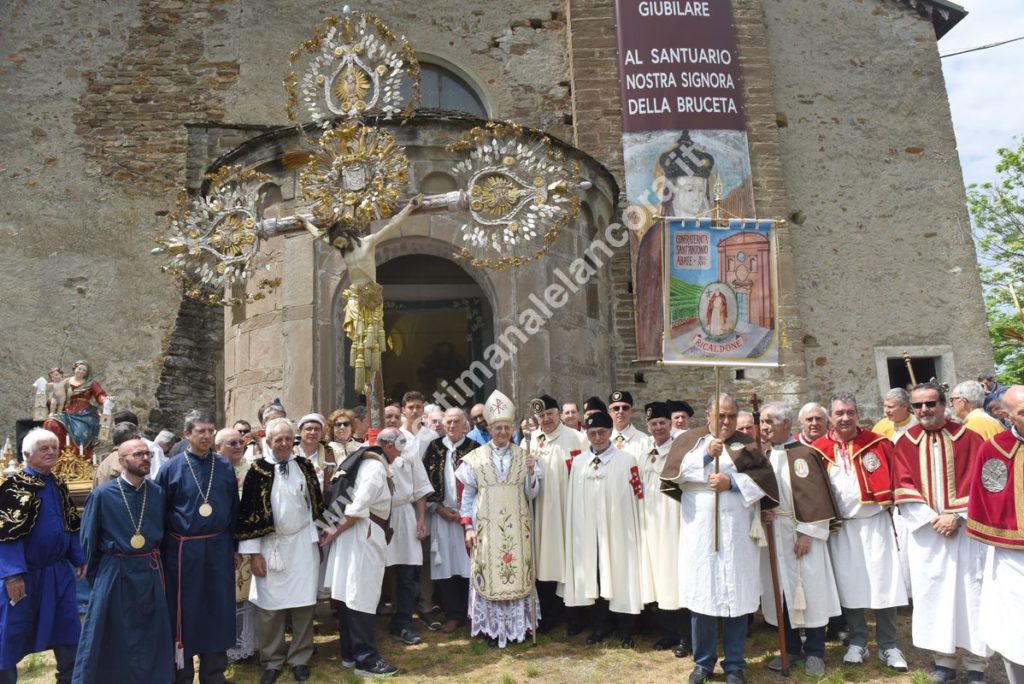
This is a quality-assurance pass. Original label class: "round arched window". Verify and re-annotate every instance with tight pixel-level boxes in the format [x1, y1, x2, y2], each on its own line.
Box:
[403, 62, 488, 117]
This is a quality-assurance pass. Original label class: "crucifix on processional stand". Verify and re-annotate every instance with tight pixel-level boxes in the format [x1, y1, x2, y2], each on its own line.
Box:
[152, 7, 590, 433]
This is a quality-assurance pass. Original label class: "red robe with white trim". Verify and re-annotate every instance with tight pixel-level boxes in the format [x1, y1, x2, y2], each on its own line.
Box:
[967, 429, 1024, 549]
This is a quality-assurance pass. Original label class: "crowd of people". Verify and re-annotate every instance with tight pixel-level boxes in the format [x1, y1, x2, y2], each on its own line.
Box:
[0, 374, 1022, 684]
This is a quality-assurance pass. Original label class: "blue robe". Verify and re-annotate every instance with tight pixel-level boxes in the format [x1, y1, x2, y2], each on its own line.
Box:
[0, 467, 85, 670]
[73, 478, 173, 684]
[156, 450, 238, 658]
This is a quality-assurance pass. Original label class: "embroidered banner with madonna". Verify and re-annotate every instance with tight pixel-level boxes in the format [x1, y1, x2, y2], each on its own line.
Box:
[661, 217, 779, 366]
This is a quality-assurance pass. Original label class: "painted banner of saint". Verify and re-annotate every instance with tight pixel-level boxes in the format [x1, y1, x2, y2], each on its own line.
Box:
[625, 129, 755, 360]
[662, 218, 779, 366]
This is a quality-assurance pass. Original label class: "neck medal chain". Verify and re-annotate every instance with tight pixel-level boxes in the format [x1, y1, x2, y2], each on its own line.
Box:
[186, 452, 217, 517]
[116, 478, 149, 549]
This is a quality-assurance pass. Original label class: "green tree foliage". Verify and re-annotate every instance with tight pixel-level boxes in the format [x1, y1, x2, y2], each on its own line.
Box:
[968, 141, 1024, 384]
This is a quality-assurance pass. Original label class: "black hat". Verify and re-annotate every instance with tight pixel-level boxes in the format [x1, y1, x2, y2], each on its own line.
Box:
[667, 400, 694, 417]
[608, 390, 634, 406]
[530, 394, 559, 416]
[582, 396, 607, 413]
[645, 402, 672, 421]
[584, 411, 613, 430]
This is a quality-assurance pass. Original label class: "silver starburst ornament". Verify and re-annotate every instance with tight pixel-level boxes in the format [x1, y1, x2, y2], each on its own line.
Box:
[152, 166, 281, 305]
[447, 122, 588, 270]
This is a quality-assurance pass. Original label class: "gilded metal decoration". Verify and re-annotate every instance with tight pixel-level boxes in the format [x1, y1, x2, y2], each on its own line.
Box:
[447, 122, 585, 270]
[980, 458, 1008, 493]
[297, 123, 410, 231]
[285, 7, 420, 132]
[152, 166, 281, 306]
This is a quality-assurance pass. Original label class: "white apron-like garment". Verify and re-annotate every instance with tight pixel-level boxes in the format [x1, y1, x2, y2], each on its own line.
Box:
[670, 438, 766, 617]
[324, 458, 392, 613]
[238, 458, 320, 610]
[827, 459, 907, 609]
[760, 446, 841, 628]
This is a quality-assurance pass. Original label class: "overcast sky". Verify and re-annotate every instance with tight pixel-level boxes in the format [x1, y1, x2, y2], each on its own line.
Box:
[941, 0, 1024, 188]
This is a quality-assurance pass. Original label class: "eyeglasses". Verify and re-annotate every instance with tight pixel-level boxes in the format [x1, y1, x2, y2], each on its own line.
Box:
[609, 405, 631, 412]
[911, 400, 940, 409]
[334, 421, 351, 427]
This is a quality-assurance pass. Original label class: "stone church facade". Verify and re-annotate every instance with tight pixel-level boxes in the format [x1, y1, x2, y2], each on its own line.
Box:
[0, 0, 991, 435]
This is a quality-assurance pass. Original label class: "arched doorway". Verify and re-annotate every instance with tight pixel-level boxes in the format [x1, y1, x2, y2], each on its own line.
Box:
[341, 254, 496, 407]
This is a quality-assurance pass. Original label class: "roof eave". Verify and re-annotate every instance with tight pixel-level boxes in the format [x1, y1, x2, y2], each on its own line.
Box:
[899, 0, 967, 40]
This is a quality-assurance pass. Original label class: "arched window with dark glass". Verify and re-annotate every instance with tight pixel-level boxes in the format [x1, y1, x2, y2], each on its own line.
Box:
[402, 62, 488, 117]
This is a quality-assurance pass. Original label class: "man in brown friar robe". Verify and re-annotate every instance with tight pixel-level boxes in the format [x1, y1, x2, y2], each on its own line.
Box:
[758, 402, 841, 677]
[660, 393, 778, 684]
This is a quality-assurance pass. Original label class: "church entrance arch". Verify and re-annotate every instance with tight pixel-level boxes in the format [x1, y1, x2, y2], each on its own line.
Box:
[340, 253, 496, 407]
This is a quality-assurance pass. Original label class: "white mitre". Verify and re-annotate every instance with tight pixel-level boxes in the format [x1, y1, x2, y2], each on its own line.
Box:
[484, 390, 516, 425]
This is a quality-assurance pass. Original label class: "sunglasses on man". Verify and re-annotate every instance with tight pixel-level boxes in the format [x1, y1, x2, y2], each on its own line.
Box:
[910, 400, 940, 409]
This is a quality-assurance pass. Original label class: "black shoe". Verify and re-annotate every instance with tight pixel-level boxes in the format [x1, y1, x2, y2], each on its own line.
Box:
[725, 671, 747, 684]
[390, 627, 423, 645]
[674, 640, 693, 658]
[585, 629, 610, 645]
[688, 666, 711, 684]
[651, 637, 676, 650]
[354, 659, 399, 677]
[619, 635, 635, 648]
[260, 670, 281, 684]
[291, 665, 310, 682]
[566, 623, 585, 637]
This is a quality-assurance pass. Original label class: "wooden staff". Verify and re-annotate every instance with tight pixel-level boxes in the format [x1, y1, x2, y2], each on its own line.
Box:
[751, 393, 789, 676]
[713, 366, 722, 552]
[901, 351, 917, 387]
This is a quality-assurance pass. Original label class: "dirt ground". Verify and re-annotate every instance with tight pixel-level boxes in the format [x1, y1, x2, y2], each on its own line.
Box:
[15, 609, 1011, 683]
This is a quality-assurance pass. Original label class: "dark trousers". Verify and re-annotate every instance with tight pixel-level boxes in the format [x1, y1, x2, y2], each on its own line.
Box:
[0, 644, 76, 684]
[692, 612, 748, 674]
[658, 606, 689, 643]
[565, 605, 586, 633]
[174, 650, 228, 684]
[780, 600, 825, 658]
[591, 599, 637, 638]
[436, 576, 469, 622]
[536, 580, 564, 627]
[826, 613, 847, 639]
[338, 602, 381, 667]
[389, 565, 419, 632]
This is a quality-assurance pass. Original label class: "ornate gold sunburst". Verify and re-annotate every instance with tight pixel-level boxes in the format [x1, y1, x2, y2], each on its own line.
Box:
[448, 121, 586, 270]
[286, 9, 420, 133]
[153, 165, 281, 306]
[332, 64, 372, 113]
[299, 123, 409, 231]
[471, 174, 522, 219]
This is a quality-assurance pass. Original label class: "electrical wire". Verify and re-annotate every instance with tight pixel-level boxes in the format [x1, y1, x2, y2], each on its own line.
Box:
[941, 34, 1024, 58]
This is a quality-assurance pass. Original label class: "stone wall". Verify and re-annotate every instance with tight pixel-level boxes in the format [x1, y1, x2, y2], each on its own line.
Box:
[761, 0, 992, 416]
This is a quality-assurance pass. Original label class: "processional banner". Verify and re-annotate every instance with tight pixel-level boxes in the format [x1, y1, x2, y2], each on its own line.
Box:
[662, 218, 779, 366]
[613, 0, 758, 361]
